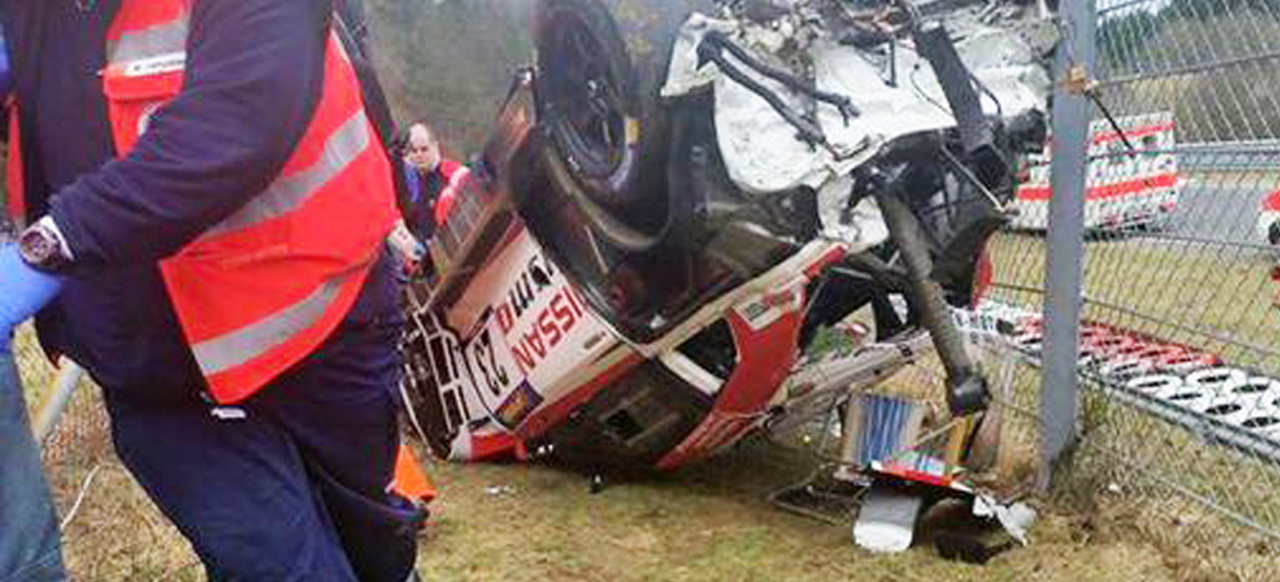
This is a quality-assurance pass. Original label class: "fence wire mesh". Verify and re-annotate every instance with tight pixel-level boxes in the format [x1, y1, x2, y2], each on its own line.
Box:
[993, 0, 1280, 577]
[14, 330, 195, 580]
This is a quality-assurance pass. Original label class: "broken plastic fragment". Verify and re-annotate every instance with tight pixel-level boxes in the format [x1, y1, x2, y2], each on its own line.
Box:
[972, 494, 1037, 546]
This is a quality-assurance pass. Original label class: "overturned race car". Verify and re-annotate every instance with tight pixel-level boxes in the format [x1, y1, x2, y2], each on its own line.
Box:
[399, 0, 1056, 473]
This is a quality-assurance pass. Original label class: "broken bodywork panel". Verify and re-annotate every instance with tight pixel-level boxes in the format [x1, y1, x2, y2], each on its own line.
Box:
[400, 0, 1056, 472]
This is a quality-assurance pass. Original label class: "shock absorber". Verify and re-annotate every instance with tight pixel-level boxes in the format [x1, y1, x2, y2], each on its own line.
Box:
[870, 170, 989, 416]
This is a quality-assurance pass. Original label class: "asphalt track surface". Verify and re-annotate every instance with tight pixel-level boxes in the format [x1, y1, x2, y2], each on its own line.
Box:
[1161, 177, 1276, 248]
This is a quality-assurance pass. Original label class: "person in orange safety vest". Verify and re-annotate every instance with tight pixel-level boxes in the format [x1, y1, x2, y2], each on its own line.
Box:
[399, 121, 472, 239]
[1, 0, 431, 579]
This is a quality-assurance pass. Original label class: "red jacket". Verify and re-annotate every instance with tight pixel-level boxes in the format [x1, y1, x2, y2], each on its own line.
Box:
[432, 159, 470, 227]
[405, 158, 471, 236]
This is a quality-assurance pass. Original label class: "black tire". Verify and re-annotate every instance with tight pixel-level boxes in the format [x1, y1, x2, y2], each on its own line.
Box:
[1269, 220, 1280, 246]
[533, 0, 709, 249]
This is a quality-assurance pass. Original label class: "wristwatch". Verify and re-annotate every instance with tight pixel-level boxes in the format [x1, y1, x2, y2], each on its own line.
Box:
[18, 220, 72, 273]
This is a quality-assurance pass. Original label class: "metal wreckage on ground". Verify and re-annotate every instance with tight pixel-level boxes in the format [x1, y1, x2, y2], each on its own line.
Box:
[400, 0, 1056, 533]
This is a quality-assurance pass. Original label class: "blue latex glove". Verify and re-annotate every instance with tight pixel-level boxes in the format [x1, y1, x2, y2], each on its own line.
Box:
[0, 22, 13, 100]
[0, 243, 63, 352]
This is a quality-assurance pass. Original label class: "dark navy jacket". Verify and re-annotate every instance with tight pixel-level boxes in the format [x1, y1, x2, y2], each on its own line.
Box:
[2, 0, 398, 395]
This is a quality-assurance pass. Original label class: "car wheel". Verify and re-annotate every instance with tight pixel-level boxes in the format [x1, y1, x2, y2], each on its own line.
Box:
[532, 0, 707, 250]
[1269, 220, 1280, 246]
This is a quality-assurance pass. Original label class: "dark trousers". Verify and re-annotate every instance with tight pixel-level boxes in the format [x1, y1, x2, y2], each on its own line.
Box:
[102, 321, 419, 581]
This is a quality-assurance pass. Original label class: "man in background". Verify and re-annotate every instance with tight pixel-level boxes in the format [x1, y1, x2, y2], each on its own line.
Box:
[400, 121, 471, 239]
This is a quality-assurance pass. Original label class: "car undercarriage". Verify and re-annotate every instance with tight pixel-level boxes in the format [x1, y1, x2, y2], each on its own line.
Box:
[400, 0, 1057, 472]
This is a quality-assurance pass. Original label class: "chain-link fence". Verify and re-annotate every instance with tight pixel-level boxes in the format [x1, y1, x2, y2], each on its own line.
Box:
[14, 330, 197, 579]
[983, 0, 1280, 577]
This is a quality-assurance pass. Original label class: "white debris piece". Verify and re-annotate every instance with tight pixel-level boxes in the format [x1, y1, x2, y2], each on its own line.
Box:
[853, 488, 924, 553]
[972, 494, 1037, 546]
[815, 161, 890, 250]
[661, 13, 738, 99]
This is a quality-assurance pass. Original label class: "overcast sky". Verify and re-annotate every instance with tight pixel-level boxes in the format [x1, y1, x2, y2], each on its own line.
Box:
[1098, 0, 1174, 19]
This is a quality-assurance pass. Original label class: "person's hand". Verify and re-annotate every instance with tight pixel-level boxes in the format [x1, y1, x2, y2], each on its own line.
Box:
[0, 244, 63, 352]
[387, 220, 427, 276]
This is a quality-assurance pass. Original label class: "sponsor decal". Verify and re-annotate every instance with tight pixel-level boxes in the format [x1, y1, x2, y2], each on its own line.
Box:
[493, 253, 588, 375]
[734, 284, 803, 331]
[738, 301, 770, 324]
[494, 252, 560, 330]
[494, 380, 543, 429]
[123, 52, 186, 77]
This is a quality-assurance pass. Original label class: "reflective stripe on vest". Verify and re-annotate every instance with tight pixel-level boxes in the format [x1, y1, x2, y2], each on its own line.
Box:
[105, 0, 399, 403]
[201, 109, 372, 239]
[190, 265, 361, 375]
[108, 15, 188, 65]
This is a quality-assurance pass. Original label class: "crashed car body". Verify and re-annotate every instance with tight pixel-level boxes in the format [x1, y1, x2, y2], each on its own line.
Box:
[400, 0, 1054, 471]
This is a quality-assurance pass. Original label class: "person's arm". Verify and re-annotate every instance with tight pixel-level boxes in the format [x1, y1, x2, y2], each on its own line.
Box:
[44, 0, 329, 271]
[403, 161, 422, 205]
[432, 163, 471, 227]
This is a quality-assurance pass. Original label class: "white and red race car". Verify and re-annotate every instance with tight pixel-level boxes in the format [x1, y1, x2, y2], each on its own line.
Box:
[400, 0, 1054, 472]
[1258, 189, 1280, 247]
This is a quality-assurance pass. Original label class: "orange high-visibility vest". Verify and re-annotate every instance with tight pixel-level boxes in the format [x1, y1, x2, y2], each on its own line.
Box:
[100, 0, 399, 403]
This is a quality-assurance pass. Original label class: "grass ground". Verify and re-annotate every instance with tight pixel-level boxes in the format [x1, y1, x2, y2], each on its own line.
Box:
[412, 439, 1189, 582]
[30, 361, 1275, 582]
[988, 226, 1280, 372]
[41, 416, 1193, 582]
